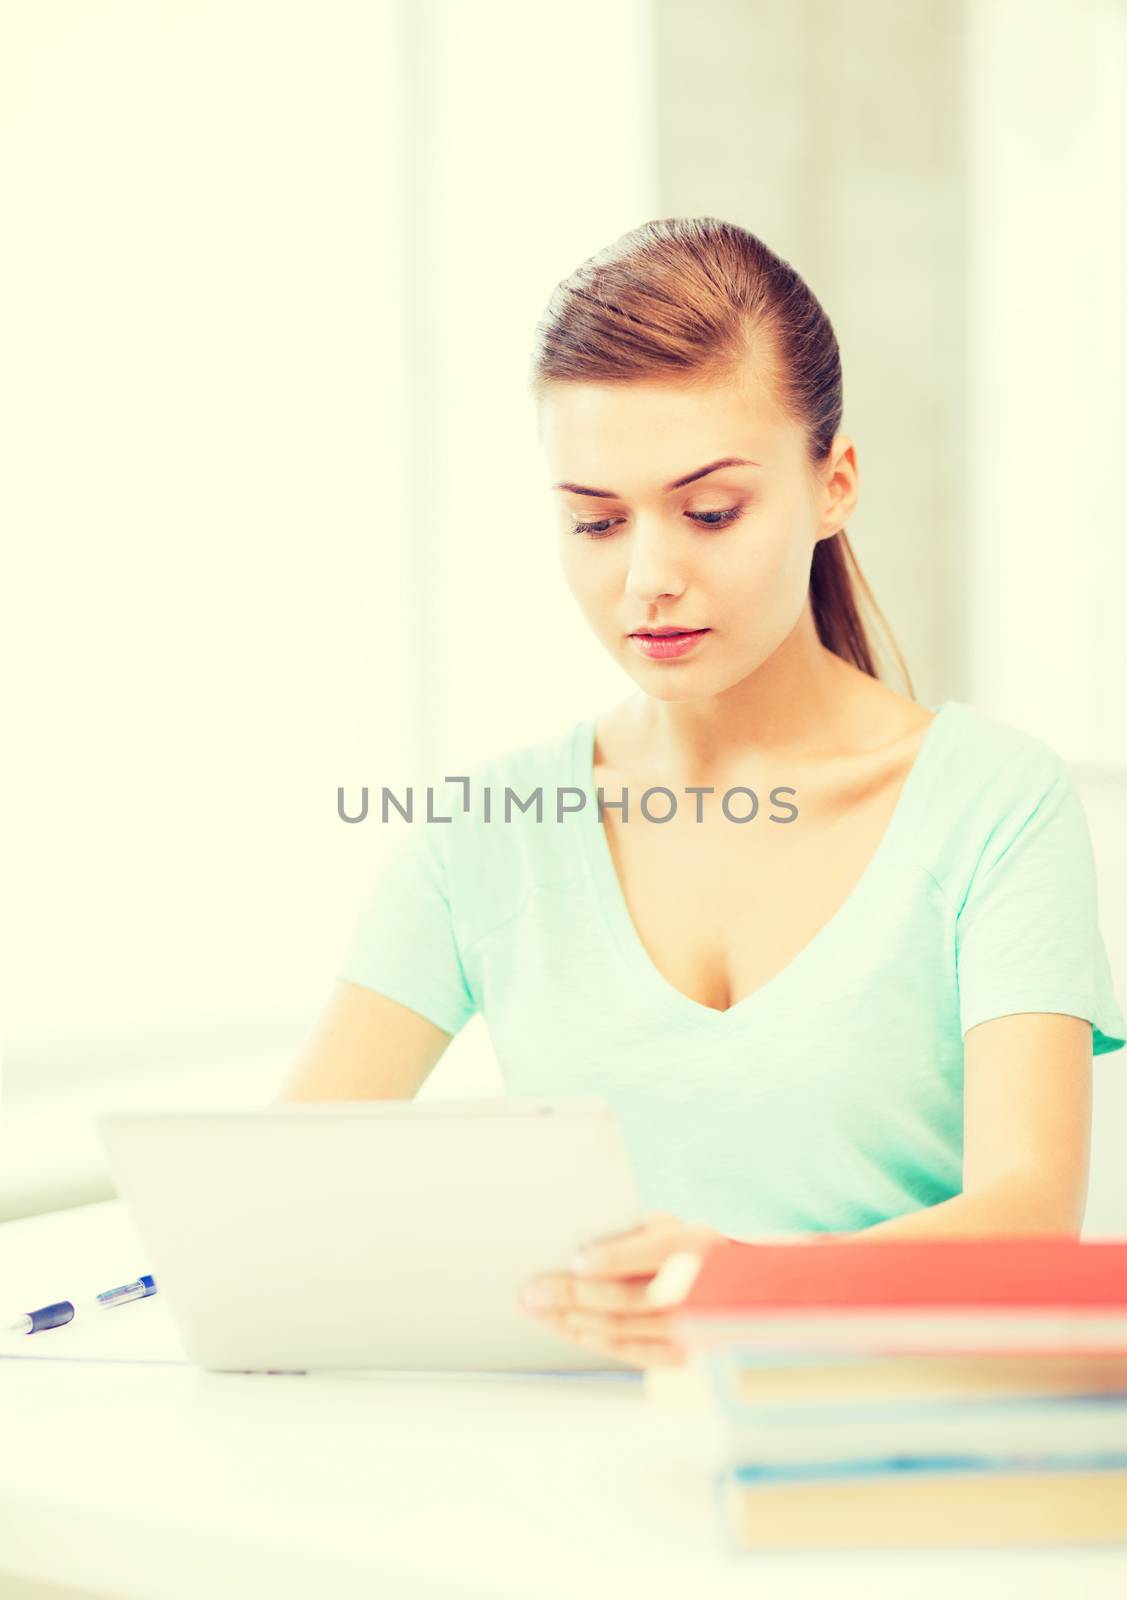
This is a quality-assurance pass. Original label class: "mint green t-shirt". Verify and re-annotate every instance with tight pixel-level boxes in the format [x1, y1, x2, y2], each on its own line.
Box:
[337, 701, 1125, 1240]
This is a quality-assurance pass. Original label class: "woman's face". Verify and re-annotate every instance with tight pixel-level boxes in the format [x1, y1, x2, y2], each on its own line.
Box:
[538, 372, 854, 701]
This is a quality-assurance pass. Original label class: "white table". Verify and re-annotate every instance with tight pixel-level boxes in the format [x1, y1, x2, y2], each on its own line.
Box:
[2, 1203, 1126, 1599]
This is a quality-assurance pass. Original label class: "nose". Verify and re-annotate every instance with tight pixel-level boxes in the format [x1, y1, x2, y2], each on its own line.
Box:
[623, 518, 688, 607]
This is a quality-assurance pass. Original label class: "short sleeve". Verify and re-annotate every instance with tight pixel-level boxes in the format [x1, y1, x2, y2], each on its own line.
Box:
[955, 757, 1126, 1055]
[336, 820, 478, 1037]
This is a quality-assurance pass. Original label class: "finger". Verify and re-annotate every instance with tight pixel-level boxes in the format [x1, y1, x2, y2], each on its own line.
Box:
[553, 1307, 679, 1344]
[607, 1338, 686, 1370]
[642, 1250, 706, 1308]
[521, 1272, 663, 1315]
[571, 1218, 709, 1279]
[563, 1318, 688, 1371]
[572, 1212, 676, 1259]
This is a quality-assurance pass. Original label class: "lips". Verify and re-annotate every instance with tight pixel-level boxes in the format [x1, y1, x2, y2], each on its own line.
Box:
[629, 628, 709, 660]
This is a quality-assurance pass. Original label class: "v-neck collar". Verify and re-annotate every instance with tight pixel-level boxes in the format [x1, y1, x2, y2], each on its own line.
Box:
[568, 702, 958, 1032]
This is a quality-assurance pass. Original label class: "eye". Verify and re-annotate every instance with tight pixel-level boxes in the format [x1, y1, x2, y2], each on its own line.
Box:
[566, 507, 745, 539]
[567, 517, 620, 540]
[688, 507, 744, 528]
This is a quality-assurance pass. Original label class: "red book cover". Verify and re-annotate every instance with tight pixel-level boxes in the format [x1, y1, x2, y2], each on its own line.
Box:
[671, 1237, 1127, 1316]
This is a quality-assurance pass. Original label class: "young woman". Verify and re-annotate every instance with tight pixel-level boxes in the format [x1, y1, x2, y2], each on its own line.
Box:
[278, 218, 1125, 1370]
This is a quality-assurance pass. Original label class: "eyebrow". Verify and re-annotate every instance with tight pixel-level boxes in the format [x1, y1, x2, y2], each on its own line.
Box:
[551, 457, 761, 499]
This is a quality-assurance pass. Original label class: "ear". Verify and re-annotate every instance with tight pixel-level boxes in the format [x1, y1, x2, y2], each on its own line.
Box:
[816, 434, 859, 538]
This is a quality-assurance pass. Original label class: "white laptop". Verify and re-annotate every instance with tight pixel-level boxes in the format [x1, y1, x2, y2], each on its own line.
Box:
[96, 1099, 643, 1374]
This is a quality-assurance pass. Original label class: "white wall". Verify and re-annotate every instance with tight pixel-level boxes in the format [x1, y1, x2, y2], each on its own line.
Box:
[0, 0, 660, 1107]
[967, 0, 1127, 762]
[654, 0, 971, 709]
[410, 1, 659, 778]
[0, 1, 414, 1082]
[402, 0, 660, 1097]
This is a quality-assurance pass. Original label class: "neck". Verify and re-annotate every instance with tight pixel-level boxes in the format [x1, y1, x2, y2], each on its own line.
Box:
[626, 602, 868, 784]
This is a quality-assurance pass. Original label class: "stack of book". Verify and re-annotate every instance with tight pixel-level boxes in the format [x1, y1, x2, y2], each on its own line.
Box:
[646, 1236, 1127, 1552]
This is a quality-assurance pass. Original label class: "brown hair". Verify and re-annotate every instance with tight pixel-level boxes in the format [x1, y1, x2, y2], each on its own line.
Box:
[529, 216, 914, 696]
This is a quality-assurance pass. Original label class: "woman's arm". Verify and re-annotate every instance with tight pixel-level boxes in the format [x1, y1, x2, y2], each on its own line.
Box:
[841, 1011, 1093, 1240]
[516, 1013, 1095, 1367]
[273, 980, 455, 1102]
[516, 1012, 1094, 1367]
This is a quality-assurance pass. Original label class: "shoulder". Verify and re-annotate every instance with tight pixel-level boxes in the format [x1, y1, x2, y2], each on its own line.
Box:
[424, 716, 588, 924]
[847, 674, 1064, 785]
[914, 701, 1078, 890]
[440, 718, 583, 815]
[940, 700, 1072, 799]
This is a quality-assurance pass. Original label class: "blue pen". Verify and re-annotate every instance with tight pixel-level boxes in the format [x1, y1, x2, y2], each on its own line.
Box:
[6, 1274, 157, 1335]
[95, 1273, 157, 1308]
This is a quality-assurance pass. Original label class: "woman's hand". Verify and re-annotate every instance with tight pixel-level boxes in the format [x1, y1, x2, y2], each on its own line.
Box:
[517, 1211, 727, 1370]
